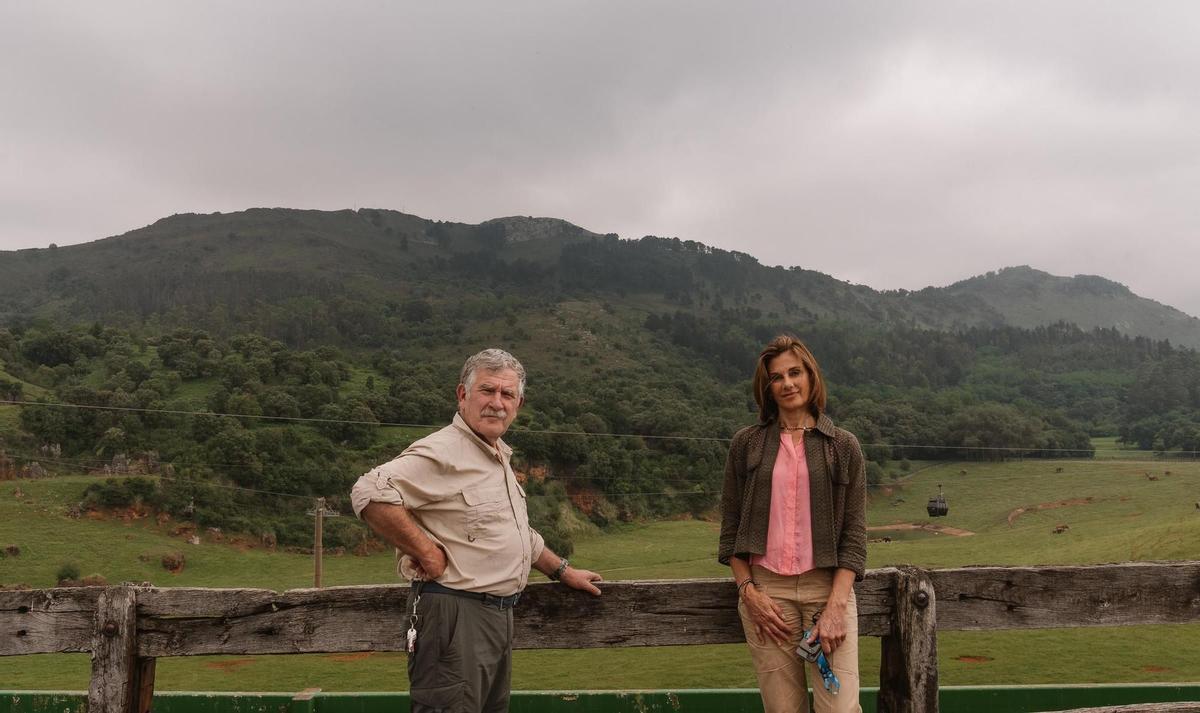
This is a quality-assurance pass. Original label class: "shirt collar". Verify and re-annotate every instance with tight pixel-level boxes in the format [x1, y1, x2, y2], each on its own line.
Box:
[760, 412, 837, 438]
[452, 412, 514, 458]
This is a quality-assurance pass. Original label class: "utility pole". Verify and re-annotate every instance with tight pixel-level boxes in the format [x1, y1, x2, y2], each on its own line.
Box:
[308, 497, 341, 588]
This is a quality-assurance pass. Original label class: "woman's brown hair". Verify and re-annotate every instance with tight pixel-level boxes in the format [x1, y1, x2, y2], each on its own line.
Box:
[751, 335, 827, 422]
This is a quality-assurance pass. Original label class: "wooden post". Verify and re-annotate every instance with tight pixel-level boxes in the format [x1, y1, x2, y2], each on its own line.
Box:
[313, 497, 325, 588]
[878, 566, 938, 713]
[132, 656, 156, 713]
[88, 586, 155, 713]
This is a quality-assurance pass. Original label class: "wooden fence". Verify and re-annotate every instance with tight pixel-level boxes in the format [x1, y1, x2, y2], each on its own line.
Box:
[3, 561, 1200, 713]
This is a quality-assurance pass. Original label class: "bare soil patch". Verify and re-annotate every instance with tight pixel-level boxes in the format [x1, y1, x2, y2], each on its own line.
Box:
[327, 652, 375, 662]
[955, 655, 993, 664]
[867, 523, 975, 537]
[1007, 497, 1095, 527]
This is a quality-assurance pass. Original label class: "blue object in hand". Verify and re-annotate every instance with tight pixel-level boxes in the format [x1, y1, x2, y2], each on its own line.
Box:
[796, 626, 841, 695]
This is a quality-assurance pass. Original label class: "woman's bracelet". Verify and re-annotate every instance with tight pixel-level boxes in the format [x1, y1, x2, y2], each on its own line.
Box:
[736, 578, 757, 596]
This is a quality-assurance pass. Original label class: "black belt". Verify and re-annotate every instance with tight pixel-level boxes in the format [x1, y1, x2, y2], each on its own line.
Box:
[417, 580, 522, 610]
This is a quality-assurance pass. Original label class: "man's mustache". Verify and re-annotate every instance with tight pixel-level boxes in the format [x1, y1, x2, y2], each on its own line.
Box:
[481, 408, 508, 419]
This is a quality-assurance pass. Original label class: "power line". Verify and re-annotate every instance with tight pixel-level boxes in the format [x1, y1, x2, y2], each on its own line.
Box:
[13, 456, 318, 501]
[0, 447, 721, 488]
[0, 398, 730, 443]
[9, 457, 722, 502]
[5, 397, 1198, 455]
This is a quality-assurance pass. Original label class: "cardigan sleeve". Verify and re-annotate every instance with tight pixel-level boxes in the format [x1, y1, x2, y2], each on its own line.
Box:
[717, 427, 750, 566]
[835, 429, 868, 580]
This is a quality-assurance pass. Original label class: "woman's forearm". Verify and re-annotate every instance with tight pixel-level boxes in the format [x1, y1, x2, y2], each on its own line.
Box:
[825, 567, 856, 610]
[730, 557, 753, 587]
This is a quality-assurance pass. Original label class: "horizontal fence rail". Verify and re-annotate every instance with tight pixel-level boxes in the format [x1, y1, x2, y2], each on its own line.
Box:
[3, 562, 1200, 713]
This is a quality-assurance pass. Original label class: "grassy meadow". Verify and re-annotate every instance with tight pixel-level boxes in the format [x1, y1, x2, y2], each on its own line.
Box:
[2, 451, 1199, 691]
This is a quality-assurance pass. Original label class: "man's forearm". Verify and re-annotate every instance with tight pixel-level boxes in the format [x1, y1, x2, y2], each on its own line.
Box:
[533, 545, 566, 576]
[361, 502, 441, 562]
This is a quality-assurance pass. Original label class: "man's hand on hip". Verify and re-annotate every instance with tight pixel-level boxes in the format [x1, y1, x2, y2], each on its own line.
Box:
[413, 545, 447, 580]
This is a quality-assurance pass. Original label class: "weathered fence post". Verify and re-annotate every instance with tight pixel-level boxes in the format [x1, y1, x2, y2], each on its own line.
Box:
[88, 586, 155, 713]
[878, 566, 938, 713]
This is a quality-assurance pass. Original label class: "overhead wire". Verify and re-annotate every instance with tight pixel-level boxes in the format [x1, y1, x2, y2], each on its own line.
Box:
[5, 397, 1200, 455]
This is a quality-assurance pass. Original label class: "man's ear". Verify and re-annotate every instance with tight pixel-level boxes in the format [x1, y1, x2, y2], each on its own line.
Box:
[518, 395, 525, 408]
[456, 383, 467, 402]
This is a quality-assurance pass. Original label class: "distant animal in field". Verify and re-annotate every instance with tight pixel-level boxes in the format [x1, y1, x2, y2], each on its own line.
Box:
[1055, 467, 1063, 473]
[1147, 473, 1158, 481]
[1053, 524, 1070, 534]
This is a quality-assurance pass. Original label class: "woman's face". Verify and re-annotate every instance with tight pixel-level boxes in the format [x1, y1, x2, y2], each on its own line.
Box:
[767, 350, 811, 414]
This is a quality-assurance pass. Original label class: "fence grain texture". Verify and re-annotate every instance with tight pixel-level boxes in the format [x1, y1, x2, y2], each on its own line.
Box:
[4, 561, 1200, 713]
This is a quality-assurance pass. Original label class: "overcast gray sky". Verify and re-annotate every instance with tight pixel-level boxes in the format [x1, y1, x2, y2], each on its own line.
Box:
[3, 2, 1199, 315]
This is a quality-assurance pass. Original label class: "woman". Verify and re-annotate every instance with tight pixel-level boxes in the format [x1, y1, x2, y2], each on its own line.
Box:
[718, 335, 867, 713]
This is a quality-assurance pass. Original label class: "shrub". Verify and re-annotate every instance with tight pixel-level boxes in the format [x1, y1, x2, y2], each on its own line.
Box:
[56, 562, 81, 583]
[81, 477, 159, 510]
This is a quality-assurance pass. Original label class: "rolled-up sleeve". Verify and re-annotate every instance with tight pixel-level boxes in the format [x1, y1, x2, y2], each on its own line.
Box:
[350, 442, 449, 518]
[528, 526, 546, 563]
[350, 468, 405, 518]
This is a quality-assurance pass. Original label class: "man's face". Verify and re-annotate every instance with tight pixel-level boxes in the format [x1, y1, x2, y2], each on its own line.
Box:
[457, 368, 523, 445]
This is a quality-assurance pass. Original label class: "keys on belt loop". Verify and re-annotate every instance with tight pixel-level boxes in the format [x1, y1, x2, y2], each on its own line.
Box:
[406, 578, 423, 653]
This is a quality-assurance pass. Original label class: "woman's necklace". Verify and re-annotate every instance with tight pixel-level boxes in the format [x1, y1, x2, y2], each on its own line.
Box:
[779, 421, 814, 432]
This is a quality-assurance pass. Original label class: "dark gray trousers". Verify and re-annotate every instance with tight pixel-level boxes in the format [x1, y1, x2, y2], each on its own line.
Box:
[407, 589, 514, 713]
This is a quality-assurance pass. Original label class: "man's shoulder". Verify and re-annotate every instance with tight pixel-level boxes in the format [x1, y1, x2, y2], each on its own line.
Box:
[402, 421, 465, 458]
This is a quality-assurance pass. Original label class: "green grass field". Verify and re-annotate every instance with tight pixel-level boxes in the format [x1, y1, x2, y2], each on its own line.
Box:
[2, 451, 1199, 691]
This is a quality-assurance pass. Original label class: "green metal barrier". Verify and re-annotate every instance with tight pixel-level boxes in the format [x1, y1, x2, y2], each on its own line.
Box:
[3, 686, 1199, 713]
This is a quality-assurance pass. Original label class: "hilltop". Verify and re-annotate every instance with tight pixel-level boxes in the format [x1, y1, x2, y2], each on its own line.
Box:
[1, 207, 1197, 347]
[941, 266, 1200, 346]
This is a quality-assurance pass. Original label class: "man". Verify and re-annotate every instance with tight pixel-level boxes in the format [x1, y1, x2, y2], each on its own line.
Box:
[351, 348, 602, 713]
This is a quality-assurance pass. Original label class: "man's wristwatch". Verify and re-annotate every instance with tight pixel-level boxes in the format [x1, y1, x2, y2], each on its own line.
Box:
[550, 558, 569, 581]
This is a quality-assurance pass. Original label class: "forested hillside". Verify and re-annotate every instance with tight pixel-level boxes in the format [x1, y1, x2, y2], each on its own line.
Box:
[2, 208, 1200, 552]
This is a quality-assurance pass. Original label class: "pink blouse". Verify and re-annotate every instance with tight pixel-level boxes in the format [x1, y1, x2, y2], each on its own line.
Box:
[750, 432, 814, 575]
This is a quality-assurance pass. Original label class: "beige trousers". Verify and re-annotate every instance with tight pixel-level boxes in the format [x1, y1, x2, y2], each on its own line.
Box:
[737, 566, 862, 713]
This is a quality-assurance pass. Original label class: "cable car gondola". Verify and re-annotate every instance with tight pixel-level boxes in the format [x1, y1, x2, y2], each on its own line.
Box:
[926, 484, 949, 518]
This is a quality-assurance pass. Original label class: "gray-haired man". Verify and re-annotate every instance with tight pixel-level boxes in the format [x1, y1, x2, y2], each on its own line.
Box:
[351, 348, 602, 713]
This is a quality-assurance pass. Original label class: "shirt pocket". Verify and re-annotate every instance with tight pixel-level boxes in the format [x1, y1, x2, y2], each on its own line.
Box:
[461, 485, 510, 542]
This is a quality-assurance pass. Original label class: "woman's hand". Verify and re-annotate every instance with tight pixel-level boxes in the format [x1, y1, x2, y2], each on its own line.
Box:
[742, 585, 793, 646]
[811, 600, 848, 655]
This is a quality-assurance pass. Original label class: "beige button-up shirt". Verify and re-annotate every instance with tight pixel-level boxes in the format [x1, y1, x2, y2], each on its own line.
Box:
[350, 413, 545, 596]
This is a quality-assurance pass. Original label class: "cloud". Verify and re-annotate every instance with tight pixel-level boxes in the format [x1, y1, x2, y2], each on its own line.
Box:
[2, 1, 1199, 314]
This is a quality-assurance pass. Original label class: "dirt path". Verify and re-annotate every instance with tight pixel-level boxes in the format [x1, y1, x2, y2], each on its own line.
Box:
[867, 522, 975, 537]
[1006, 497, 1095, 526]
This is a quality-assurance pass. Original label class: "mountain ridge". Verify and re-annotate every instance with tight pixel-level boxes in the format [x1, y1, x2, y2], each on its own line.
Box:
[1, 207, 1196, 348]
